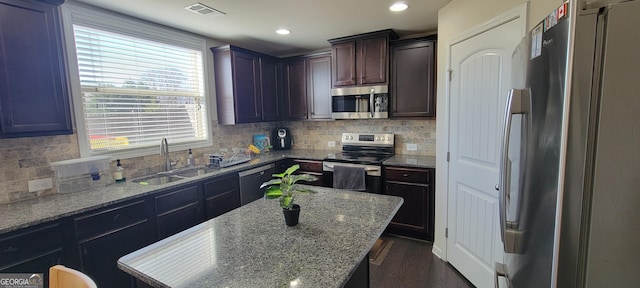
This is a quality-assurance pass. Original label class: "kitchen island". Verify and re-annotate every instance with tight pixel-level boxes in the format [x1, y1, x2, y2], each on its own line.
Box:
[118, 186, 403, 288]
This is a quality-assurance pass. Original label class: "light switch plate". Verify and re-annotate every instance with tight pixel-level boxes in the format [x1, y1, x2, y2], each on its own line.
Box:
[407, 143, 418, 151]
[28, 178, 53, 192]
[328, 141, 336, 148]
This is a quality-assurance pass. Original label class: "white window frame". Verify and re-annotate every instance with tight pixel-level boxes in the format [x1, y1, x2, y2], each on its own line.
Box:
[61, 3, 213, 159]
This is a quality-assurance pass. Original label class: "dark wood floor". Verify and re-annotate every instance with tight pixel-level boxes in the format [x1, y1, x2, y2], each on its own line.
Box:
[370, 234, 475, 288]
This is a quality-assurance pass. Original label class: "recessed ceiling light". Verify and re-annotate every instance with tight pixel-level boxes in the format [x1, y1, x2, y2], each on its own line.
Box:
[389, 2, 408, 12]
[276, 29, 291, 35]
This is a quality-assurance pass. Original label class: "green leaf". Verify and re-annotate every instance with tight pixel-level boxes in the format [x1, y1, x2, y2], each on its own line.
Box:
[295, 187, 317, 194]
[281, 195, 293, 209]
[283, 164, 300, 177]
[260, 179, 282, 189]
[264, 186, 283, 199]
[289, 174, 319, 184]
[271, 172, 286, 178]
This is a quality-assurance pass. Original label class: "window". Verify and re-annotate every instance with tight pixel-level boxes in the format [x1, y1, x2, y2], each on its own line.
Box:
[63, 4, 211, 158]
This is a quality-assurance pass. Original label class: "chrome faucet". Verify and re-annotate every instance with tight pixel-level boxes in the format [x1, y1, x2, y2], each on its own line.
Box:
[160, 137, 172, 171]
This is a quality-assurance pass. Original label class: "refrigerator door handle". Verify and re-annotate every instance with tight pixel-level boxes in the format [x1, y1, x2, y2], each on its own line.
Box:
[495, 262, 509, 288]
[499, 89, 529, 254]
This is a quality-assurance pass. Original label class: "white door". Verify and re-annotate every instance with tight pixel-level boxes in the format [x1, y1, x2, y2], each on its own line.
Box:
[446, 6, 526, 288]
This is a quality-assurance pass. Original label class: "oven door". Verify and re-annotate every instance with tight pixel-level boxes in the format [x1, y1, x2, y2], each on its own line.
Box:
[322, 162, 382, 193]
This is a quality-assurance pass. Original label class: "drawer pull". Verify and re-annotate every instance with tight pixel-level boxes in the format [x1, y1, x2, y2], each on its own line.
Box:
[3, 246, 18, 253]
[113, 213, 120, 222]
[403, 174, 408, 177]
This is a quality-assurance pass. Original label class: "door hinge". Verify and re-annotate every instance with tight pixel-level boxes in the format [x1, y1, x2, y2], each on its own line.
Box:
[445, 228, 449, 238]
[448, 69, 453, 81]
[447, 152, 450, 162]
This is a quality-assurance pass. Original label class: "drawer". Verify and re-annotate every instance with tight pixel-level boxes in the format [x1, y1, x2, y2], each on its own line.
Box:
[74, 200, 148, 241]
[293, 159, 323, 173]
[0, 223, 62, 267]
[385, 167, 430, 184]
[154, 185, 200, 214]
[203, 173, 239, 198]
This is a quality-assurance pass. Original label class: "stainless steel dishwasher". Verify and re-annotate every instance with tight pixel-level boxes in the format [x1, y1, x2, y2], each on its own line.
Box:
[238, 163, 275, 206]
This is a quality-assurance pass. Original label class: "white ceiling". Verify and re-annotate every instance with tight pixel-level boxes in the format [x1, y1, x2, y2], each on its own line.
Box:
[74, 0, 451, 57]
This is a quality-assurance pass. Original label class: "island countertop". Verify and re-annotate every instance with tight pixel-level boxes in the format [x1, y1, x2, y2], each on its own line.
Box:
[117, 186, 403, 288]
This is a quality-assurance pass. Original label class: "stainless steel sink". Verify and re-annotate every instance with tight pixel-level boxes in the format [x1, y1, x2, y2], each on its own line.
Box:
[133, 175, 188, 185]
[133, 166, 218, 185]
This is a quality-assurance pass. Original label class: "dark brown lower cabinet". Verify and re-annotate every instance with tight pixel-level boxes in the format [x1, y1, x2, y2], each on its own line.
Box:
[71, 199, 154, 288]
[0, 222, 63, 287]
[154, 184, 203, 239]
[203, 173, 240, 220]
[77, 221, 152, 288]
[384, 166, 434, 241]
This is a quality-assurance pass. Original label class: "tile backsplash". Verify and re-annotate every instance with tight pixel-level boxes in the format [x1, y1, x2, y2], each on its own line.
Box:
[0, 119, 434, 203]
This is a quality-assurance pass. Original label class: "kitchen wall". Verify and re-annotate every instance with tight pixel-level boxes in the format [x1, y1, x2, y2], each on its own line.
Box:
[0, 118, 434, 203]
[283, 119, 436, 155]
[432, 0, 564, 260]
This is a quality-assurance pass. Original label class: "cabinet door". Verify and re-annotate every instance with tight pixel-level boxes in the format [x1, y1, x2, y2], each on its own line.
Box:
[203, 173, 240, 219]
[360, 37, 388, 85]
[72, 199, 154, 288]
[391, 40, 435, 117]
[332, 42, 357, 87]
[259, 57, 281, 121]
[154, 184, 203, 239]
[307, 55, 332, 119]
[0, 222, 63, 285]
[385, 182, 432, 240]
[79, 222, 153, 288]
[0, 0, 71, 137]
[232, 51, 261, 123]
[283, 60, 308, 120]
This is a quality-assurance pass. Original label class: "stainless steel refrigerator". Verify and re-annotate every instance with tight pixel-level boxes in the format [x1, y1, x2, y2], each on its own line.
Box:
[496, 1, 640, 287]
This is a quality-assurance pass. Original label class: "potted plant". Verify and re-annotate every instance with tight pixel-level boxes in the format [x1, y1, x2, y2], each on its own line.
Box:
[260, 164, 318, 226]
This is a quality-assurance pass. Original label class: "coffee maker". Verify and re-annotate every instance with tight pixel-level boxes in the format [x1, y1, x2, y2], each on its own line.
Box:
[272, 127, 292, 150]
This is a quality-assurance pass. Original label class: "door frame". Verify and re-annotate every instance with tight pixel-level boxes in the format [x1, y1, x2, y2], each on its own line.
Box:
[433, 2, 528, 261]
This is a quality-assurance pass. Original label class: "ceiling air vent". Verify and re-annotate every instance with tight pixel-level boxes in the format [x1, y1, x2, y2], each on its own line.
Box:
[184, 2, 226, 17]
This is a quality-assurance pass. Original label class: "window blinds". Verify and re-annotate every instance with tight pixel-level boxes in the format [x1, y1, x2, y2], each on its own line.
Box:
[72, 24, 207, 152]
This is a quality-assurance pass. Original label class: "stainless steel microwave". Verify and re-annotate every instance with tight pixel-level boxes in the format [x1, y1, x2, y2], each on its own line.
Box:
[331, 85, 388, 119]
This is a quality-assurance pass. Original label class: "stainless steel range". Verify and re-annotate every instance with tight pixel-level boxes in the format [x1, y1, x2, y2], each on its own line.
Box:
[323, 132, 394, 193]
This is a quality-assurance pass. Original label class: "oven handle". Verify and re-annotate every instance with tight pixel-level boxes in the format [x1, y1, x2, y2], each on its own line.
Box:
[322, 162, 380, 172]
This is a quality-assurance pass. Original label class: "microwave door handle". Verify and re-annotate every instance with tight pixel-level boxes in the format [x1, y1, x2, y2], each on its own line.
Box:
[369, 88, 375, 118]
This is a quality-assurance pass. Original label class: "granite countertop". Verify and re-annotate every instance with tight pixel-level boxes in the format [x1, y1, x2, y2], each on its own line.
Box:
[0, 149, 336, 234]
[383, 154, 436, 168]
[0, 149, 432, 235]
[118, 186, 403, 288]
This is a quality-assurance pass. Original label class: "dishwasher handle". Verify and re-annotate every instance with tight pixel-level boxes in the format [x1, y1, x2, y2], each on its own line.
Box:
[238, 163, 275, 177]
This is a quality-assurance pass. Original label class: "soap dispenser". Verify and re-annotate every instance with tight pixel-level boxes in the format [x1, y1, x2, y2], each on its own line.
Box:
[187, 149, 195, 167]
[115, 159, 126, 182]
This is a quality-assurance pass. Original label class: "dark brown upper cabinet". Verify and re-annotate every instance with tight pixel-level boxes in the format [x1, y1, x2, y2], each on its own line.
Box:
[283, 52, 332, 120]
[390, 37, 437, 118]
[0, 0, 72, 138]
[211, 45, 281, 125]
[328, 29, 398, 88]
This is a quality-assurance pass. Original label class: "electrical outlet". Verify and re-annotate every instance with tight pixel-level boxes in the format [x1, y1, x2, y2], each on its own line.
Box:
[328, 141, 336, 148]
[407, 143, 418, 151]
[28, 178, 53, 192]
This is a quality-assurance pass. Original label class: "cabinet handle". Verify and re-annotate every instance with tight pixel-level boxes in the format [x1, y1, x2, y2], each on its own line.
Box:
[113, 213, 120, 222]
[83, 248, 88, 256]
[403, 174, 408, 177]
[3, 246, 18, 253]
